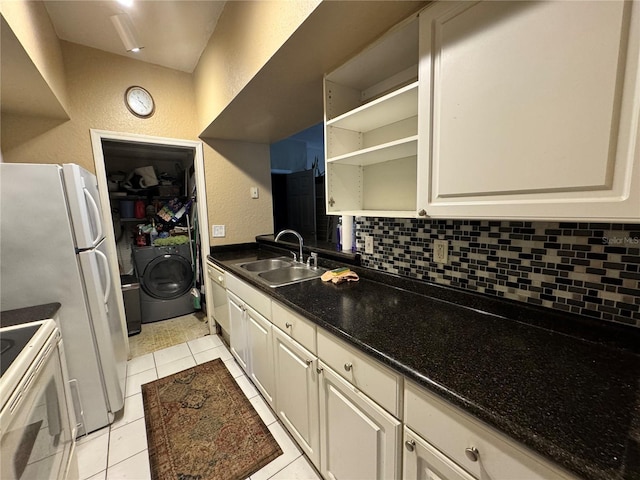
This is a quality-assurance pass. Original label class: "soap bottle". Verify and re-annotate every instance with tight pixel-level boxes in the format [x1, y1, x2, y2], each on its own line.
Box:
[136, 226, 146, 246]
[336, 217, 342, 251]
[150, 220, 158, 246]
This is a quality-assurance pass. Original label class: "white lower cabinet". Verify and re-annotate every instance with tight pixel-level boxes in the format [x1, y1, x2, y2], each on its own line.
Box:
[228, 277, 574, 480]
[272, 326, 321, 467]
[228, 288, 275, 406]
[403, 426, 474, 480]
[246, 305, 275, 406]
[318, 361, 402, 480]
[228, 290, 248, 371]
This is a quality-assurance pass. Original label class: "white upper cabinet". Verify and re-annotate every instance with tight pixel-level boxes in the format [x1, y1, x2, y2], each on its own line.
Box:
[324, 15, 421, 218]
[418, 0, 640, 221]
[324, 0, 640, 220]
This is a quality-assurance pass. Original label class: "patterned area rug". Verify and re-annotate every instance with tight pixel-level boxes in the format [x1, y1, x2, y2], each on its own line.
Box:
[142, 359, 282, 480]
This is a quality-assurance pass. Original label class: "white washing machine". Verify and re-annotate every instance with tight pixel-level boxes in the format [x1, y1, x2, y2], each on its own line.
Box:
[133, 244, 195, 323]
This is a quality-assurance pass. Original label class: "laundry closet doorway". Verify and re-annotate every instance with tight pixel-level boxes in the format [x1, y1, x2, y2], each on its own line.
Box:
[90, 130, 212, 337]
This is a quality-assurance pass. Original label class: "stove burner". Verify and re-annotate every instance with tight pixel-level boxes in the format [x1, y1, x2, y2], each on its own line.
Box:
[0, 338, 14, 355]
[1, 324, 42, 377]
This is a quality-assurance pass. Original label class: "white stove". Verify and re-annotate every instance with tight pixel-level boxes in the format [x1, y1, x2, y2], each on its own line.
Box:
[0, 320, 78, 480]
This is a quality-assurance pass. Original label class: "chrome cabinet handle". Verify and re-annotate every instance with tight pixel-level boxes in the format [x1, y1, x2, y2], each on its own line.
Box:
[417, 209, 427, 217]
[465, 447, 479, 462]
[285, 322, 292, 328]
[305, 359, 313, 366]
[344, 362, 353, 372]
[316, 367, 324, 374]
[405, 440, 416, 452]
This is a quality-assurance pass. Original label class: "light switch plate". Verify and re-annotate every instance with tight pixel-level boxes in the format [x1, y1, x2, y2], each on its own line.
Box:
[364, 235, 374, 254]
[433, 239, 448, 264]
[212, 225, 226, 238]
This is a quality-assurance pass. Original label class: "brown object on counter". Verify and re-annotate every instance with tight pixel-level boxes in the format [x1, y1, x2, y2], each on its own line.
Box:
[321, 268, 359, 284]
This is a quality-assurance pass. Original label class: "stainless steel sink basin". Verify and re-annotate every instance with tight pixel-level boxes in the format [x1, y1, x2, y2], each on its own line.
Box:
[238, 257, 293, 272]
[234, 257, 325, 287]
[258, 266, 324, 287]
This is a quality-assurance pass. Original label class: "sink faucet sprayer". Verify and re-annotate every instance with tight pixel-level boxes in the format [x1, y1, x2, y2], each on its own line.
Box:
[274, 229, 304, 264]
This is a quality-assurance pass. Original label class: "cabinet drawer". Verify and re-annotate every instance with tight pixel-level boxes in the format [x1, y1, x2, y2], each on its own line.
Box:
[317, 329, 402, 418]
[404, 381, 578, 480]
[206, 261, 225, 287]
[225, 273, 271, 320]
[271, 301, 316, 353]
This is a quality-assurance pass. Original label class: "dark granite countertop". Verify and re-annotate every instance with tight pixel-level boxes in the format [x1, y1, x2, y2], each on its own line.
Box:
[1, 303, 62, 327]
[208, 245, 640, 480]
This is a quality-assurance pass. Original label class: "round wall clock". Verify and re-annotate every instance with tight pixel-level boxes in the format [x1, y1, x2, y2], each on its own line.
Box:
[125, 86, 155, 118]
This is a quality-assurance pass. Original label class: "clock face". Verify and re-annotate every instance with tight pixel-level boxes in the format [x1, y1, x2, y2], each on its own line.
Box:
[125, 86, 155, 118]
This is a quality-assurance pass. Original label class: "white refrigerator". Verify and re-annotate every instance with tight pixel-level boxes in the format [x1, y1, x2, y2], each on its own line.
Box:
[0, 163, 127, 435]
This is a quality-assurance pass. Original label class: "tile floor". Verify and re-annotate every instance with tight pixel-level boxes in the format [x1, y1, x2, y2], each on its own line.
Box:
[76, 333, 322, 480]
[128, 312, 210, 358]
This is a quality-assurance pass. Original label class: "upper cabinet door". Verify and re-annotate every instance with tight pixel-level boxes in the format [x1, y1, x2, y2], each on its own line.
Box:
[418, 0, 640, 221]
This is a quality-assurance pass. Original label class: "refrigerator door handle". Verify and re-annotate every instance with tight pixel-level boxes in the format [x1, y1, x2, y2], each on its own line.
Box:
[95, 249, 111, 310]
[83, 187, 103, 245]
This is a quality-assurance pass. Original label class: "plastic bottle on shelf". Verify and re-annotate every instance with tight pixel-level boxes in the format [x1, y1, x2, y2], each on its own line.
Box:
[149, 220, 158, 246]
[134, 199, 146, 219]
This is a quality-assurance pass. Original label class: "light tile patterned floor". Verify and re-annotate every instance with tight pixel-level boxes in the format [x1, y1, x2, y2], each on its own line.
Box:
[128, 312, 209, 358]
[76, 329, 322, 480]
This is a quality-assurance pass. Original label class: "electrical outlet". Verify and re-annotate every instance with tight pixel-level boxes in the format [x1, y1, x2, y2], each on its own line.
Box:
[212, 225, 226, 238]
[433, 239, 448, 264]
[364, 235, 374, 254]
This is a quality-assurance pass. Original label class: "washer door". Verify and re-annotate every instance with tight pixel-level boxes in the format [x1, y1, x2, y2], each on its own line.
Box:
[141, 254, 193, 299]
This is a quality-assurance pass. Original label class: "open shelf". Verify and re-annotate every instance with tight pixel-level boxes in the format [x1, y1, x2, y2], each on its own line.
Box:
[327, 82, 418, 133]
[327, 136, 418, 166]
[324, 14, 420, 218]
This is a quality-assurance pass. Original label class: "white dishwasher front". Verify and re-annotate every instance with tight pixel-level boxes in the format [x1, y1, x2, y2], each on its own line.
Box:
[207, 262, 230, 339]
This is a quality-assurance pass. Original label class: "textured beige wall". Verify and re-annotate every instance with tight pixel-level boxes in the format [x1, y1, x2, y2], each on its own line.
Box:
[2, 41, 198, 172]
[203, 139, 274, 245]
[193, 0, 321, 133]
[1, 0, 69, 111]
[3, 40, 273, 244]
[2, 2, 286, 245]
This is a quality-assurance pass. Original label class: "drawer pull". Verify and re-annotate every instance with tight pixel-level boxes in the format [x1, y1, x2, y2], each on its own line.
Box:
[465, 446, 479, 462]
[316, 367, 324, 374]
[285, 322, 292, 328]
[344, 362, 353, 372]
[305, 359, 313, 366]
[405, 440, 416, 452]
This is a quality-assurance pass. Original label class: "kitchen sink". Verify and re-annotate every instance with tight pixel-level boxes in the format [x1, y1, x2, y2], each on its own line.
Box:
[234, 257, 326, 287]
[258, 266, 325, 286]
[238, 257, 293, 272]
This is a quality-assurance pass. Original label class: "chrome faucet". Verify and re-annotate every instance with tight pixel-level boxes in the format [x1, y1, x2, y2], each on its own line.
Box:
[275, 229, 304, 264]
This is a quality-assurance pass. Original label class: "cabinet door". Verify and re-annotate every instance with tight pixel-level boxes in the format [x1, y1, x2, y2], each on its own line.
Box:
[272, 327, 320, 467]
[319, 362, 401, 480]
[403, 427, 475, 480]
[246, 305, 275, 406]
[228, 291, 248, 371]
[418, 0, 640, 221]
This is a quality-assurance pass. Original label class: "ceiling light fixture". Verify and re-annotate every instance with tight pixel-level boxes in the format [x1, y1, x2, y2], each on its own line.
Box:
[110, 13, 143, 52]
[117, 0, 134, 7]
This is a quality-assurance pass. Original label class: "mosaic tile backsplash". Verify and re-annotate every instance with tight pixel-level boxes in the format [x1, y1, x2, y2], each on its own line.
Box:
[356, 219, 640, 327]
